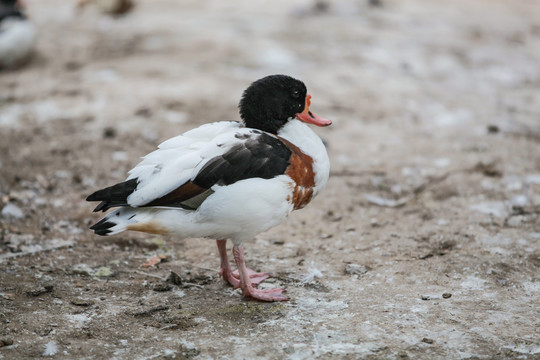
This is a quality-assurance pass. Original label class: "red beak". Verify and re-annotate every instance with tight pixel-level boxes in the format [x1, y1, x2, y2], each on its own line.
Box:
[295, 94, 332, 127]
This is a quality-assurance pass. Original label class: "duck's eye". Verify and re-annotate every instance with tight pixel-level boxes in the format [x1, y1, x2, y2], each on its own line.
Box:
[292, 90, 301, 98]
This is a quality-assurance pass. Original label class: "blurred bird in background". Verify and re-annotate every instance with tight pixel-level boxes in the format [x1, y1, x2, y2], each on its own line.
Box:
[0, 0, 35, 69]
[77, 0, 134, 16]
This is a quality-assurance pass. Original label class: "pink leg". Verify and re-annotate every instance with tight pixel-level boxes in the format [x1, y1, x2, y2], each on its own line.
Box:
[232, 269, 270, 284]
[232, 244, 288, 302]
[217, 239, 240, 288]
[216, 240, 270, 288]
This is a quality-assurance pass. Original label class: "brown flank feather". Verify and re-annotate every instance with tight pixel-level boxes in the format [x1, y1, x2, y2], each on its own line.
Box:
[279, 137, 315, 210]
[145, 181, 207, 208]
[126, 221, 169, 235]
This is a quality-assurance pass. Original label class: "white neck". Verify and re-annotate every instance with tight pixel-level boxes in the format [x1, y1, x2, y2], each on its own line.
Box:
[278, 119, 330, 194]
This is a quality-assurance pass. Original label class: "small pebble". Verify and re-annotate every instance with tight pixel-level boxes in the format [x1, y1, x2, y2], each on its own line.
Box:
[103, 127, 116, 138]
[132, 305, 169, 317]
[94, 266, 113, 278]
[283, 345, 295, 354]
[71, 264, 94, 276]
[0, 293, 14, 300]
[165, 271, 183, 286]
[26, 285, 53, 297]
[70, 298, 95, 307]
[487, 124, 499, 133]
[344, 264, 370, 276]
[442, 293, 452, 299]
[421, 295, 430, 301]
[0, 338, 14, 347]
[369, 0, 383, 7]
[421, 337, 434, 344]
[313, 0, 329, 13]
[153, 283, 171, 292]
[64, 61, 82, 71]
[135, 107, 152, 117]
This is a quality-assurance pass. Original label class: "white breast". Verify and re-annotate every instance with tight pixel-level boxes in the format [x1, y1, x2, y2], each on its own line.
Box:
[278, 119, 330, 196]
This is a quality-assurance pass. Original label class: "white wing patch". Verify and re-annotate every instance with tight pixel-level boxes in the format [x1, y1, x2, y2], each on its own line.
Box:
[126, 121, 253, 207]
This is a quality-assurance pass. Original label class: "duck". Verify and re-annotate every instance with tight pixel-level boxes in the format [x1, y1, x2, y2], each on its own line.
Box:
[77, 0, 134, 16]
[0, 0, 35, 69]
[87, 75, 332, 302]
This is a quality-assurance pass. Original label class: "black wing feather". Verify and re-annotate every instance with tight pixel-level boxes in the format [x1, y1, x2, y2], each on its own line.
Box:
[86, 178, 138, 212]
[193, 133, 291, 188]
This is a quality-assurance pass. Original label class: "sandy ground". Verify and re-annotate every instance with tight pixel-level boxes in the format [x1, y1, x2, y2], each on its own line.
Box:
[1, 0, 540, 358]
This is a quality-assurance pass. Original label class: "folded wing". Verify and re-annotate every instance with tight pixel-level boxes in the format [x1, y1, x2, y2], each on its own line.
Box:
[87, 122, 293, 212]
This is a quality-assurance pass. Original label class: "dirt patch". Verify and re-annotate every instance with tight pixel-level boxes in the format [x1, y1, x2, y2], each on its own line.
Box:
[1, 0, 540, 358]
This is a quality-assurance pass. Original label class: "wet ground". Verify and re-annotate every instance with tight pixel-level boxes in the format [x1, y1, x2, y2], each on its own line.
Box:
[1, 0, 539, 358]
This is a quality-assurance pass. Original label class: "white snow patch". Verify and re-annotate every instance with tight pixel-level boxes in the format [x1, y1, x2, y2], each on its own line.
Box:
[1, 203, 24, 219]
[487, 247, 509, 255]
[54, 170, 71, 179]
[43, 341, 58, 356]
[504, 176, 523, 191]
[32, 101, 62, 123]
[112, 151, 128, 161]
[66, 313, 91, 327]
[146, 349, 177, 359]
[486, 65, 523, 86]
[521, 281, 540, 295]
[434, 158, 451, 168]
[295, 297, 349, 312]
[164, 111, 188, 124]
[478, 234, 512, 246]
[161, 349, 176, 357]
[411, 304, 429, 313]
[460, 275, 487, 290]
[176, 339, 196, 349]
[256, 45, 297, 68]
[336, 154, 352, 164]
[511, 194, 528, 207]
[434, 108, 473, 127]
[94, 69, 120, 83]
[52, 199, 66, 208]
[469, 201, 508, 218]
[301, 263, 324, 283]
[226, 336, 249, 345]
[289, 341, 380, 360]
[172, 289, 185, 297]
[0, 104, 24, 127]
[364, 194, 411, 208]
[525, 174, 540, 184]
[504, 342, 540, 355]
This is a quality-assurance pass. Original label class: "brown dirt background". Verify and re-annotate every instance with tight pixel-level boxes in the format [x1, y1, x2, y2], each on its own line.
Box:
[1, 0, 539, 358]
